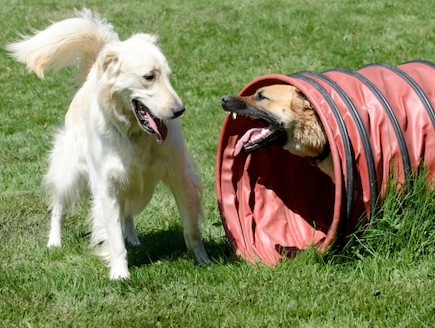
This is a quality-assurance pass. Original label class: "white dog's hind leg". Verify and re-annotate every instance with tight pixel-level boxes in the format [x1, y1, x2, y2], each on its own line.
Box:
[45, 130, 86, 247]
[165, 162, 210, 265]
[123, 216, 141, 246]
[47, 202, 65, 247]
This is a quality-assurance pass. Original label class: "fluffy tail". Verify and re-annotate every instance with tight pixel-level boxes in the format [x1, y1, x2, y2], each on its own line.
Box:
[5, 8, 118, 83]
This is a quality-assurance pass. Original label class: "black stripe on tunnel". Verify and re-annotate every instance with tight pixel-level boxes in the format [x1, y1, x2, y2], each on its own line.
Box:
[303, 71, 378, 217]
[332, 68, 413, 194]
[362, 63, 435, 129]
[404, 59, 435, 69]
[290, 73, 355, 239]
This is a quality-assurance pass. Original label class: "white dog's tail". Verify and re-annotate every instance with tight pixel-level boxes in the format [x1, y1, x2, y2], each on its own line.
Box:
[5, 8, 118, 83]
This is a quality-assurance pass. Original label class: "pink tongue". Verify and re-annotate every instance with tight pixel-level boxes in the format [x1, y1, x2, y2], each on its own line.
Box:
[145, 112, 168, 144]
[233, 128, 263, 157]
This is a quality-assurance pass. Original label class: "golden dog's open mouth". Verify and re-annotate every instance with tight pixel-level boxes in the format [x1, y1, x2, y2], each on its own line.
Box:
[132, 99, 168, 144]
[221, 96, 287, 156]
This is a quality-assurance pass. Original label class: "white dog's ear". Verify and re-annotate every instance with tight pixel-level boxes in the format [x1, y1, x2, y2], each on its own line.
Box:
[98, 48, 120, 80]
[130, 33, 159, 45]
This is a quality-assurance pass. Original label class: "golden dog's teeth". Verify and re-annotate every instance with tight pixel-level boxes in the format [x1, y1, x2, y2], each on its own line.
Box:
[232, 112, 237, 120]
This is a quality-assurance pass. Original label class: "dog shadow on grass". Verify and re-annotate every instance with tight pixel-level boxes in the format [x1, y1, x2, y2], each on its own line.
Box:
[127, 225, 237, 268]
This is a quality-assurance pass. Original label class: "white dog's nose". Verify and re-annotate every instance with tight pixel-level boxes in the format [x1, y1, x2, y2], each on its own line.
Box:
[172, 104, 185, 118]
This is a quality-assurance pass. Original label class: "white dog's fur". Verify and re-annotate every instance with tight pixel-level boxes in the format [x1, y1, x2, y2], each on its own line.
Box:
[6, 9, 210, 279]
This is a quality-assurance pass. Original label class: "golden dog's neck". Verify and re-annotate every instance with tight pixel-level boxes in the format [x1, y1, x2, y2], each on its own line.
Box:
[283, 109, 328, 158]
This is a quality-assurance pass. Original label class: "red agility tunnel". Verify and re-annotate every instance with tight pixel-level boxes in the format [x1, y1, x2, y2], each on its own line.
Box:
[216, 60, 435, 266]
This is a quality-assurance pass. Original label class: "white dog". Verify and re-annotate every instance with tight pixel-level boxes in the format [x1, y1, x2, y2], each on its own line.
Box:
[6, 9, 210, 279]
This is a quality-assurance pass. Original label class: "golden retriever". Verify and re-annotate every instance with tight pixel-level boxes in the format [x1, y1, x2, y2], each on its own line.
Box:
[221, 84, 334, 181]
[6, 9, 209, 279]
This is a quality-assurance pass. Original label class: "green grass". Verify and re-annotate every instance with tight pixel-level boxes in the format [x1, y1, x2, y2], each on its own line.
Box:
[1, 0, 434, 326]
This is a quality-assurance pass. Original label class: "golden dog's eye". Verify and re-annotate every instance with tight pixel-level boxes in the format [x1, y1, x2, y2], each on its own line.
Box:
[255, 91, 267, 101]
[143, 74, 156, 82]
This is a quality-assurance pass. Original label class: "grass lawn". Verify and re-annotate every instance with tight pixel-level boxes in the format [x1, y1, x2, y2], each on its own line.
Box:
[1, 0, 434, 327]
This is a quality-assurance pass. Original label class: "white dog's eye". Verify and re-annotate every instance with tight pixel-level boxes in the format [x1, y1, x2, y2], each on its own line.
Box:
[143, 73, 156, 82]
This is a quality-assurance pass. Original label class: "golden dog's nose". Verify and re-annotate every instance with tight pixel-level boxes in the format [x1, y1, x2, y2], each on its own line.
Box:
[221, 96, 232, 104]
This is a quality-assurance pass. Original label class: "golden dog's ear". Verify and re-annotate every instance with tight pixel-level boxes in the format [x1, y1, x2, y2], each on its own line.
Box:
[292, 90, 314, 112]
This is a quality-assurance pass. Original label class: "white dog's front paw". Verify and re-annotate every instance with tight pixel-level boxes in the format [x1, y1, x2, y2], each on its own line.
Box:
[47, 235, 62, 248]
[110, 270, 130, 280]
[109, 260, 130, 280]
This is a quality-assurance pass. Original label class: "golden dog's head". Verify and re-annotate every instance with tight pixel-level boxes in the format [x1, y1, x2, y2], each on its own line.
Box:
[97, 34, 183, 143]
[221, 84, 327, 158]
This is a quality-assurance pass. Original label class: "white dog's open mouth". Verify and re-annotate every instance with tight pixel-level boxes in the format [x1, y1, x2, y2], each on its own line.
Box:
[132, 99, 168, 144]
